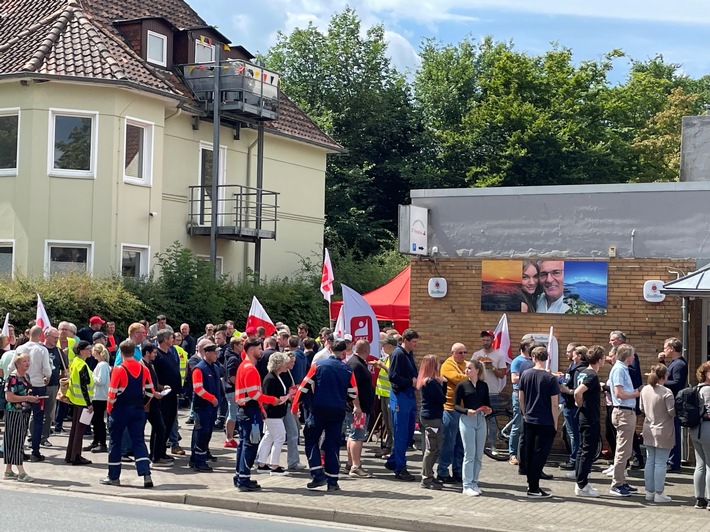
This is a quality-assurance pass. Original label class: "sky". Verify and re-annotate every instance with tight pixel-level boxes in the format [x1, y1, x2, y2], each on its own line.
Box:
[187, 0, 710, 82]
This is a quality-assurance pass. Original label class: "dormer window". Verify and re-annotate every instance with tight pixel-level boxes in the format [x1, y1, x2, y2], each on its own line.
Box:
[195, 39, 215, 63]
[147, 30, 167, 66]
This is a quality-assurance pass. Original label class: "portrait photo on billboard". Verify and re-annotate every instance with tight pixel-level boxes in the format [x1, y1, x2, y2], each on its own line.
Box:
[481, 260, 608, 315]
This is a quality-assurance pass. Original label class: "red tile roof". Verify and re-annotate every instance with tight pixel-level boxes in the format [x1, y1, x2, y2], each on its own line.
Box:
[0, 0, 341, 150]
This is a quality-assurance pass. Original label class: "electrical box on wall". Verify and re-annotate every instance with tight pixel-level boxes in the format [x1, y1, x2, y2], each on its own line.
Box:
[428, 277, 447, 298]
[398, 205, 428, 256]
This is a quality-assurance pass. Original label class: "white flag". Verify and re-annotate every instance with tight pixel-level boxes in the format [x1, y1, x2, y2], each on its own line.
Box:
[334, 306, 346, 338]
[341, 284, 379, 345]
[36, 294, 51, 332]
[1, 313, 9, 350]
[545, 326, 559, 373]
[320, 248, 334, 302]
[493, 314, 512, 364]
[245, 296, 276, 336]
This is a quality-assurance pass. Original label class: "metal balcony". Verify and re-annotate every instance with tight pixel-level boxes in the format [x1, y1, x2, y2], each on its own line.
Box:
[182, 61, 280, 120]
[187, 184, 278, 243]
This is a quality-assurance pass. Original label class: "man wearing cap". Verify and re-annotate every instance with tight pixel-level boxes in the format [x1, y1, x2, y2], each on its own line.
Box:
[471, 330, 508, 457]
[78, 316, 105, 343]
[190, 341, 221, 471]
[87, 331, 107, 371]
[385, 329, 420, 481]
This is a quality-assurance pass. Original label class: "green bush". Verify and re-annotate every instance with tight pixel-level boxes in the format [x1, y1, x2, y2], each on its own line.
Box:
[0, 274, 145, 334]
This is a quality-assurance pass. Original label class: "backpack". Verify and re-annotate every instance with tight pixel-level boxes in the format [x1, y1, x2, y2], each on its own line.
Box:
[675, 384, 706, 428]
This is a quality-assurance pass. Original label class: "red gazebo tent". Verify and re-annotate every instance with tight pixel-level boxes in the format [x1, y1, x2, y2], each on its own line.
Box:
[330, 266, 410, 333]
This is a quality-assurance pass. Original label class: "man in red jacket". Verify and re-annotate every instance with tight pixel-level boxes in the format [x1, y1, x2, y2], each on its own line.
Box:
[233, 337, 290, 492]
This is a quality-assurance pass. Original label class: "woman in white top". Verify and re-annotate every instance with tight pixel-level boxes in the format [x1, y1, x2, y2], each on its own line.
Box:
[86, 344, 111, 453]
[639, 364, 675, 503]
[691, 361, 710, 509]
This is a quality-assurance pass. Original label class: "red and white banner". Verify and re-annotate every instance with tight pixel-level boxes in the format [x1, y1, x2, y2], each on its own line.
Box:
[36, 294, 51, 333]
[341, 284, 379, 344]
[1, 313, 9, 350]
[320, 248, 334, 303]
[493, 313, 512, 364]
[245, 296, 276, 337]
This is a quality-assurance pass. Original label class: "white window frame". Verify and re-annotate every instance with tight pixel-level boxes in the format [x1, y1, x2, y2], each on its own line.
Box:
[44, 240, 94, 278]
[123, 117, 154, 186]
[195, 40, 215, 63]
[0, 239, 15, 279]
[196, 254, 223, 276]
[47, 108, 99, 179]
[146, 30, 167, 67]
[0, 108, 20, 177]
[120, 244, 150, 278]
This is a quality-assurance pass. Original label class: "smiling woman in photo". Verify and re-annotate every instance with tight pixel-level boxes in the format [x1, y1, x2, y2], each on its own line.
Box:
[520, 260, 540, 313]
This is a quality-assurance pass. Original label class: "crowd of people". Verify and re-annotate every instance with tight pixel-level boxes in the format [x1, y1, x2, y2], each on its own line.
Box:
[0, 317, 709, 507]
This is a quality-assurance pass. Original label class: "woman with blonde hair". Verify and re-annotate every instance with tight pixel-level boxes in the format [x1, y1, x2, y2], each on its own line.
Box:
[691, 361, 710, 509]
[85, 344, 110, 453]
[639, 364, 675, 503]
[455, 359, 491, 496]
[256, 352, 291, 475]
[4, 352, 40, 481]
[417, 354, 447, 490]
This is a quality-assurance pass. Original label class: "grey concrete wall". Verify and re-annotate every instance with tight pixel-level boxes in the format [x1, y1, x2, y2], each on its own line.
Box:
[681, 116, 710, 182]
[411, 182, 710, 259]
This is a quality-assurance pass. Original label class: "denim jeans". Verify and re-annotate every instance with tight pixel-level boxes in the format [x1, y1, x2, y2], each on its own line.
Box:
[668, 416, 682, 469]
[645, 446, 671, 494]
[509, 392, 523, 456]
[29, 385, 46, 455]
[438, 409, 463, 478]
[562, 405, 579, 463]
[234, 406, 262, 488]
[283, 409, 301, 468]
[459, 411, 486, 490]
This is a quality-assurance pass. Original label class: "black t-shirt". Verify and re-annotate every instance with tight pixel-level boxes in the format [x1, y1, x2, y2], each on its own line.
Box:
[223, 350, 241, 394]
[575, 368, 601, 424]
[519, 368, 560, 426]
[453, 379, 490, 415]
[348, 355, 374, 415]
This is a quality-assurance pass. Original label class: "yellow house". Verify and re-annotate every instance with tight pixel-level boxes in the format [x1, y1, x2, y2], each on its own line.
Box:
[0, 0, 340, 280]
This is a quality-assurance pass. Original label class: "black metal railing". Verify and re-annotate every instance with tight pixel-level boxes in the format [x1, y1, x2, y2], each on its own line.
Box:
[187, 184, 278, 240]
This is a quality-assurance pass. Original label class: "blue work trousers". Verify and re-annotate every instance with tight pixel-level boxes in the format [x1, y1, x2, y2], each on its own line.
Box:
[191, 407, 216, 467]
[437, 409, 463, 478]
[234, 406, 262, 488]
[108, 405, 150, 480]
[385, 388, 416, 473]
[304, 407, 344, 486]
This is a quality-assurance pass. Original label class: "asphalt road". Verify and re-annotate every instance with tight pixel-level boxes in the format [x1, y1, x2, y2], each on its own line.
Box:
[0, 486, 394, 532]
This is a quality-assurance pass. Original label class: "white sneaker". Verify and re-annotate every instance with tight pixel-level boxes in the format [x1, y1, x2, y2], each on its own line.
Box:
[654, 493, 672, 503]
[601, 465, 613, 475]
[565, 471, 576, 479]
[574, 484, 600, 497]
[645, 491, 655, 501]
[472, 484, 483, 494]
[462, 487, 480, 497]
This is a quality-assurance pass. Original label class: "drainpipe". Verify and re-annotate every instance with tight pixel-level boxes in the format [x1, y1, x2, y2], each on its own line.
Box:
[244, 136, 258, 279]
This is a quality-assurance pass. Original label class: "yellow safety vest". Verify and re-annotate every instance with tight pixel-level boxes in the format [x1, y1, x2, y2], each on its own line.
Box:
[65, 356, 94, 406]
[175, 345, 188, 385]
[375, 356, 391, 398]
[60, 337, 76, 365]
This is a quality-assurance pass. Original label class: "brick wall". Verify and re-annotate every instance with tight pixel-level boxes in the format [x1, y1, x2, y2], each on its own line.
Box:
[409, 258, 700, 455]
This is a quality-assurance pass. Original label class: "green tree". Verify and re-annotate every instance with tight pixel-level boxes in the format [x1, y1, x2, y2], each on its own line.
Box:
[266, 8, 423, 257]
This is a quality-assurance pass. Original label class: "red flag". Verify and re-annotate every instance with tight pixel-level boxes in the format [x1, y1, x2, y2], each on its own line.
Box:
[320, 248, 334, 302]
[245, 296, 275, 337]
[492, 313, 512, 363]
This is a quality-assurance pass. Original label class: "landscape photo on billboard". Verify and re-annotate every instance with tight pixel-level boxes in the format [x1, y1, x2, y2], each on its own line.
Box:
[480, 260, 608, 315]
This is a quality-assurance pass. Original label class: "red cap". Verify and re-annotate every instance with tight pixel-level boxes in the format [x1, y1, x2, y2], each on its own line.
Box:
[480, 330, 494, 338]
[89, 315, 105, 325]
[245, 326, 257, 336]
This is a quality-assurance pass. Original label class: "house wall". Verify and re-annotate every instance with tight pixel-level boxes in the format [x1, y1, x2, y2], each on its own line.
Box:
[0, 79, 327, 280]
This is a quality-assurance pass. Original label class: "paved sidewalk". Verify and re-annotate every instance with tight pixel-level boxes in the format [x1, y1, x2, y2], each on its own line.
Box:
[10, 411, 706, 532]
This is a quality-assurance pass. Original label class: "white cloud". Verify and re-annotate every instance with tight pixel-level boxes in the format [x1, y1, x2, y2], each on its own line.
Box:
[384, 30, 421, 74]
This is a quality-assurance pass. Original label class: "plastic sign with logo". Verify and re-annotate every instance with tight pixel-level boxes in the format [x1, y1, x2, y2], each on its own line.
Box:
[398, 205, 428, 256]
[428, 277, 448, 298]
[350, 316, 374, 342]
[643, 280, 666, 303]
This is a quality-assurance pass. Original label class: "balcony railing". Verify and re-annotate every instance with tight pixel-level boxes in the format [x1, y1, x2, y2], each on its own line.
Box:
[187, 184, 278, 242]
[182, 61, 280, 120]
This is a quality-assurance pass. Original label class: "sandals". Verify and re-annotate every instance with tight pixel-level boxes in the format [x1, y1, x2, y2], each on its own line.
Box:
[17, 473, 34, 483]
[4, 471, 18, 480]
